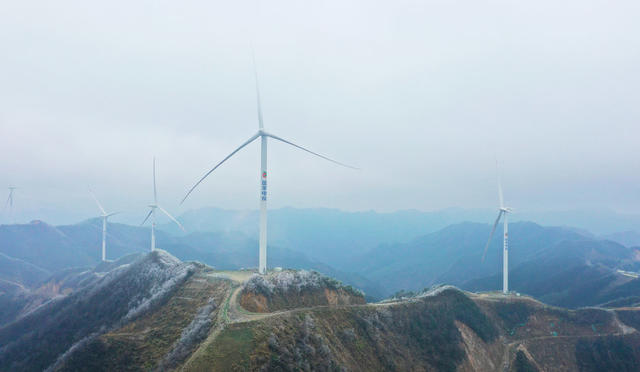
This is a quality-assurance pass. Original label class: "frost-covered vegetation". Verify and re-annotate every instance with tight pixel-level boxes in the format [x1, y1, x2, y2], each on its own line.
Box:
[240, 270, 366, 313]
[0, 250, 196, 371]
[244, 269, 364, 298]
[385, 284, 452, 301]
[158, 297, 217, 370]
[123, 252, 194, 321]
[264, 314, 340, 371]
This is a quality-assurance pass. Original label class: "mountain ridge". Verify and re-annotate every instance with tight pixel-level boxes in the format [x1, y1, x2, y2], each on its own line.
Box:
[3, 251, 640, 371]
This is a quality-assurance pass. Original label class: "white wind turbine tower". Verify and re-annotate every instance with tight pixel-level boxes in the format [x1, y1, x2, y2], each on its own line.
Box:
[142, 157, 185, 251]
[4, 186, 17, 224]
[181, 54, 357, 274]
[89, 189, 119, 262]
[482, 165, 512, 294]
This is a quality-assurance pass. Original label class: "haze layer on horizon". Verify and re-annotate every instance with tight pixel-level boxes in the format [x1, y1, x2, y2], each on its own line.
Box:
[1, 0, 639, 225]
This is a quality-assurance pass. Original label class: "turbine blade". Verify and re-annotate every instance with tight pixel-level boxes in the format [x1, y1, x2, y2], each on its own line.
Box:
[158, 206, 186, 232]
[482, 211, 503, 262]
[498, 178, 504, 209]
[106, 211, 121, 218]
[181, 133, 260, 204]
[141, 209, 153, 226]
[496, 160, 504, 208]
[264, 132, 359, 169]
[251, 48, 264, 130]
[153, 157, 158, 204]
[2, 193, 10, 214]
[88, 188, 106, 215]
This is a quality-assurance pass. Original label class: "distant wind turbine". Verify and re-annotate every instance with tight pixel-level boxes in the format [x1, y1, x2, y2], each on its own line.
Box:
[3, 186, 16, 224]
[142, 157, 185, 251]
[181, 52, 357, 274]
[482, 163, 512, 294]
[89, 189, 119, 262]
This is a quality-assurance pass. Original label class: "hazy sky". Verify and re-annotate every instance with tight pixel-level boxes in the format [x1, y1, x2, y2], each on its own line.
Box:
[1, 0, 639, 225]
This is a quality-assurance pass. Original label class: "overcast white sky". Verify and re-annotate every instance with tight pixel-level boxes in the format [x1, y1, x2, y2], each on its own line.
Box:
[1, 0, 639, 224]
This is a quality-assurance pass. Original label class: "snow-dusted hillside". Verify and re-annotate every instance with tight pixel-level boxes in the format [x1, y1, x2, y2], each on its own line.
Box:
[0, 250, 200, 371]
[241, 270, 365, 312]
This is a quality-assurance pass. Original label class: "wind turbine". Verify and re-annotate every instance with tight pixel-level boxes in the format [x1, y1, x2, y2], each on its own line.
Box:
[482, 165, 512, 294]
[3, 186, 16, 224]
[142, 157, 185, 251]
[181, 53, 357, 274]
[89, 189, 119, 262]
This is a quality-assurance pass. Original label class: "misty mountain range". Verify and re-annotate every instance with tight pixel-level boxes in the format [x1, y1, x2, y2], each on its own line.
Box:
[160, 206, 640, 248]
[1, 207, 639, 307]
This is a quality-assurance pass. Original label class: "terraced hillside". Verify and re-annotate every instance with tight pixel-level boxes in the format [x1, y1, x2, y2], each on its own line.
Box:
[2, 252, 640, 371]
